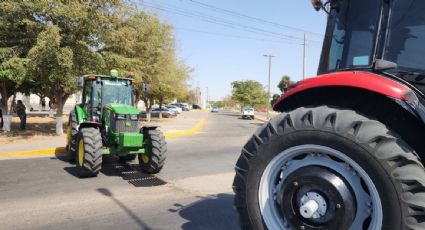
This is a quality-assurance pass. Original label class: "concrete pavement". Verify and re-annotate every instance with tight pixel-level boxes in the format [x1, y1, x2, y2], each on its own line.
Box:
[0, 110, 263, 229]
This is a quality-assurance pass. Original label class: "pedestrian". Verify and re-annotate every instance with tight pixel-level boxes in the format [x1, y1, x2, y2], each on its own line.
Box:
[15, 100, 26, 130]
[41, 97, 46, 111]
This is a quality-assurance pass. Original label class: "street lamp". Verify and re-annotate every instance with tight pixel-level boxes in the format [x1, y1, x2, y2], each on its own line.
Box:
[263, 54, 275, 120]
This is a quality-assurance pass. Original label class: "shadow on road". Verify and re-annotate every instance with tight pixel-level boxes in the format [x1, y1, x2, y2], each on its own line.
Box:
[63, 156, 167, 187]
[175, 193, 239, 230]
[97, 188, 153, 230]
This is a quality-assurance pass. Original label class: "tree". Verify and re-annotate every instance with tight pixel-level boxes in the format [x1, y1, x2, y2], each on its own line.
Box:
[0, 1, 42, 126]
[278, 75, 291, 93]
[24, 0, 125, 134]
[231, 80, 268, 109]
[101, 12, 191, 118]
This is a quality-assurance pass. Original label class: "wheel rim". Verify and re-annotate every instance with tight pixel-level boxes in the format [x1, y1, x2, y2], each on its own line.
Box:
[78, 139, 84, 166]
[258, 145, 382, 230]
[141, 154, 149, 164]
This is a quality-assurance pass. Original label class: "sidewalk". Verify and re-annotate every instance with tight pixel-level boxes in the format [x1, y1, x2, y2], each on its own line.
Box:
[0, 111, 207, 157]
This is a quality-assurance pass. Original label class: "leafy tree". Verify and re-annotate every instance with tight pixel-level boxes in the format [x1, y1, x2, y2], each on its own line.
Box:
[278, 75, 291, 93]
[231, 80, 268, 109]
[27, 25, 75, 117]
[0, 1, 42, 116]
[24, 0, 124, 134]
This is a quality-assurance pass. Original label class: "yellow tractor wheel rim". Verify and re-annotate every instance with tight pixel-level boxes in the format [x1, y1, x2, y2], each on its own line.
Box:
[66, 127, 71, 146]
[141, 154, 149, 164]
[78, 139, 84, 166]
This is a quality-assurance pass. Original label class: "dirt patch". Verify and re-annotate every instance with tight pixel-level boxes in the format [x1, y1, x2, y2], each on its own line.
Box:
[0, 115, 68, 144]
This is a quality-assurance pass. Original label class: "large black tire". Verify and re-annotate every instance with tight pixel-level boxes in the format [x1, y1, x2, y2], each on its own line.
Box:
[67, 110, 78, 163]
[139, 128, 167, 174]
[233, 106, 425, 230]
[75, 127, 103, 178]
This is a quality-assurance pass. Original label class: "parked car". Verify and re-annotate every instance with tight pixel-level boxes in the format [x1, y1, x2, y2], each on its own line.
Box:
[140, 108, 176, 118]
[242, 108, 255, 120]
[211, 106, 219, 112]
[181, 103, 191, 111]
[166, 105, 182, 114]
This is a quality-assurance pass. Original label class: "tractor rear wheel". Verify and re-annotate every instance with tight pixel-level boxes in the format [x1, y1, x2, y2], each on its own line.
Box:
[233, 106, 425, 230]
[75, 127, 103, 178]
[139, 128, 167, 174]
[66, 110, 78, 163]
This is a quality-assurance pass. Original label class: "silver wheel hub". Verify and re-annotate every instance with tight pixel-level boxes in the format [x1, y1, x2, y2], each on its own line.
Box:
[299, 192, 327, 219]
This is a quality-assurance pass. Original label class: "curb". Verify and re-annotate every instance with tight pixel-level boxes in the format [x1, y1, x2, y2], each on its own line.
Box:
[0, 118, 206, 159]
[254, 117, 269, 123]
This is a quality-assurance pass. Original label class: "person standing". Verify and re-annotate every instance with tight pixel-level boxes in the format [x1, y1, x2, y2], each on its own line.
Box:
[41, 97, 46, 111]
[0, 108, 3, 129]
[15, 100, 26, 130]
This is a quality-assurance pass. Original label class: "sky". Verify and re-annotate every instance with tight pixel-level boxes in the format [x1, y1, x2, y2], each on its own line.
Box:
[140, 0, 328, 101]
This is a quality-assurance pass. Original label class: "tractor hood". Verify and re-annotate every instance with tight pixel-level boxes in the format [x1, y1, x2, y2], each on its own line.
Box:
[105, 104, 139, 115]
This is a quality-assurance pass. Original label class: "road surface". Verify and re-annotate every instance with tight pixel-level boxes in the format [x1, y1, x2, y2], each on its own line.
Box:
[0, 111, 264, 230]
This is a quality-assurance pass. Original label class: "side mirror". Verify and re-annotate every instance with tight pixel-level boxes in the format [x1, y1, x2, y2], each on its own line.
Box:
[76, 77, 84, 87]
[311, 0, 323, 11]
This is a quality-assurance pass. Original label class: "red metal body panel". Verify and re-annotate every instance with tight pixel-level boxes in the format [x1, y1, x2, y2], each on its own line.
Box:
[273, 71, 411, 110]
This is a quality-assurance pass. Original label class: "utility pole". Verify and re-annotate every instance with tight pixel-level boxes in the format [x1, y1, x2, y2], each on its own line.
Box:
[303, 32, 307, 80]
[206, 87, 209, 107]
[263, 54, 275, 120]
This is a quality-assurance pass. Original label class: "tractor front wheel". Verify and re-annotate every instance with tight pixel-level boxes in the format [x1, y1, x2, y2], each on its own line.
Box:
[75, 127, 103, 178]
[139, 128, 167, 174]
[66, 110, 78, 163]
[233, 106, 425, 230]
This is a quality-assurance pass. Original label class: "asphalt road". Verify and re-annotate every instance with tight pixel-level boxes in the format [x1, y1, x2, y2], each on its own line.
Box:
[0, 111, 264, 230]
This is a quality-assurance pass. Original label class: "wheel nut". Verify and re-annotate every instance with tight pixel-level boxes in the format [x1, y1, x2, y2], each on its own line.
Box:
[293, 181, 299, 186]
[300, 225, 305, 230]
[336, 204, 342, 209]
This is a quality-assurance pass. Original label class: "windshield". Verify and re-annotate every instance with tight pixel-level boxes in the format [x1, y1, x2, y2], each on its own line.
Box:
[102, 80, 133, 105]
[384, 0, 425, 74]
[319, 0, 381, 73]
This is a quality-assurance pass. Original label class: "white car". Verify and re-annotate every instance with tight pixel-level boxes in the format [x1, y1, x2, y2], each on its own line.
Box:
[211, 106, 219, 112]
[166, 105, 182, 114]
[242, 108, 255, 120]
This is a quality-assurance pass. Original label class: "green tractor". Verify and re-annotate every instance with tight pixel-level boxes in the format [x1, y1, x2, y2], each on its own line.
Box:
[66, 70, 167, 177]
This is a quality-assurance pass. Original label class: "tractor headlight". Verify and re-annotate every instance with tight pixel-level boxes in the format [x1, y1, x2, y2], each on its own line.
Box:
[116, 114, 126, 120]
[129, 114, 139, 121]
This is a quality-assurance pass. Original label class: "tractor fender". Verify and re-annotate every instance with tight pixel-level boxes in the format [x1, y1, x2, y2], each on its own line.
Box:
[140, 126, 159, 133]
[273, 71, 425, 123]
[79, 122, 101, 130]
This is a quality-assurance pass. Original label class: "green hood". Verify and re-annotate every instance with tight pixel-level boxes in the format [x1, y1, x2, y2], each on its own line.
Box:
[105, 104, 139, 115]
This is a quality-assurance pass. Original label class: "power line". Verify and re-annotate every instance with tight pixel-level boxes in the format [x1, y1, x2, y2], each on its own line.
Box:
[182, 0, 324, 37]
[143, 1, 323, 44]
[174, 27, 323, 48]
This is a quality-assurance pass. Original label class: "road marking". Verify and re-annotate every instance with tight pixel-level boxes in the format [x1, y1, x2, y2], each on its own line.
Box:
[0, 118, 206, 159]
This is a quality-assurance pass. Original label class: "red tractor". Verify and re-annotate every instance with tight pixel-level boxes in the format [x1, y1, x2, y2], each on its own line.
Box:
[233, 0, 425, 229]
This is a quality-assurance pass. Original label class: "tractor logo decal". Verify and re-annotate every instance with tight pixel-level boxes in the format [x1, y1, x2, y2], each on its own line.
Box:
[125, 121, 131, 127]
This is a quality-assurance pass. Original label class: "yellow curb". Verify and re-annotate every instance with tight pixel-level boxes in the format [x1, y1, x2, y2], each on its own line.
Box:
[0, 119, 206, 159]
[1, 147, 67, 158]
[164, 118, 205, 139]
[254, 117, 269, 123]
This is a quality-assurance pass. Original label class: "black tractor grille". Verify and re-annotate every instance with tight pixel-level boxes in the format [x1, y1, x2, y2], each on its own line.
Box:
[115, 119, 140, 133]
[111, 113, 140, 133]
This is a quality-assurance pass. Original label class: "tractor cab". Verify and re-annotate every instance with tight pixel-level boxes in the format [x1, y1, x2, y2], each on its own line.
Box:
[77, 71, 135, 123]
[317, 0, 425, 91]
